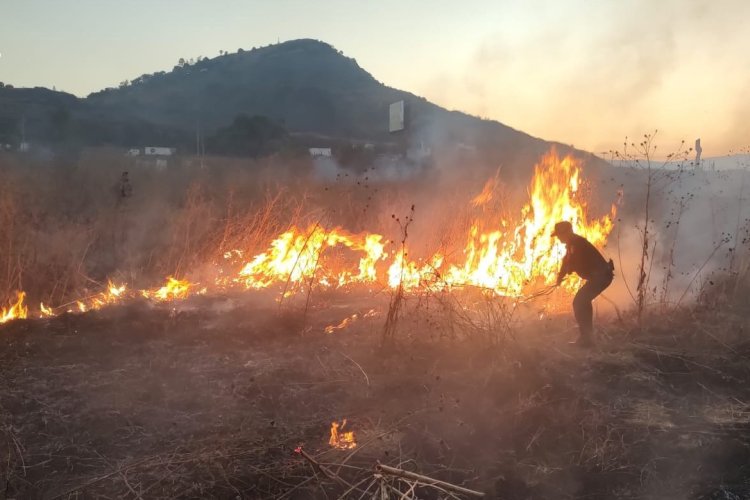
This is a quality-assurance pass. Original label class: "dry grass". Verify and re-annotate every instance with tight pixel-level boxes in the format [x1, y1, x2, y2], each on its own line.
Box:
[0, 291, 746, 499]
[2, 147, 750, 498]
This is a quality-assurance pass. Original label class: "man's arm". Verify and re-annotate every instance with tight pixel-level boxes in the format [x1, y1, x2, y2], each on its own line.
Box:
[556, 253, 570, 286]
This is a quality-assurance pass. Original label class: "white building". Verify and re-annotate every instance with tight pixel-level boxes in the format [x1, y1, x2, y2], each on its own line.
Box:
[144, 147, 175, 156]
[309, 148, 332, 157]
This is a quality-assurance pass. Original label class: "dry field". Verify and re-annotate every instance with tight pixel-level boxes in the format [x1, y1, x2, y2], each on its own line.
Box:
[1, 291, 750, 499]
[1, 148, 750, 499]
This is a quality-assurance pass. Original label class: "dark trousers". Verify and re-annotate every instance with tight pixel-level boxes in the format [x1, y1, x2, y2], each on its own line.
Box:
[573, 271, 613, 337]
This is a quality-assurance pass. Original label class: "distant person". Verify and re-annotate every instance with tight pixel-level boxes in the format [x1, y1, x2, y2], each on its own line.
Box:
[552, 221, 614, 346]
[695, 138, 702, 167]
[118, 171, 133, 200]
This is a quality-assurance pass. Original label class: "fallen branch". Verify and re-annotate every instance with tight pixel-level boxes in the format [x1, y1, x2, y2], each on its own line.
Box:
[374, 462, 485, 498]
[295, 447, 350, 488]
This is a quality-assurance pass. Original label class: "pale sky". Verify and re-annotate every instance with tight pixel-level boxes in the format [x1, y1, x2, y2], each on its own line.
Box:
[1, 0, 748, 156]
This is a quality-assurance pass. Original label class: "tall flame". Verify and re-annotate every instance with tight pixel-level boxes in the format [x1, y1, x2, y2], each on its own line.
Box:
[0, 292, 28, 324]
[231, 149, 614, 297]
[436, 149, 615, 295]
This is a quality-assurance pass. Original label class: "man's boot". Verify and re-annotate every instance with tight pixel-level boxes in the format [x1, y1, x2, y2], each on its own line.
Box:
[570, 328, 594, 347]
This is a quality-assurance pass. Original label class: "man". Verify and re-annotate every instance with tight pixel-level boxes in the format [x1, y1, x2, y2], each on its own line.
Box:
[119, 171, 133, 200]
[552, 221, 614, 346]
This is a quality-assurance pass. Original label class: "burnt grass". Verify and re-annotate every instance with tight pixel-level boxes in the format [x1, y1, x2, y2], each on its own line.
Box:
[1, 293, 750, 499]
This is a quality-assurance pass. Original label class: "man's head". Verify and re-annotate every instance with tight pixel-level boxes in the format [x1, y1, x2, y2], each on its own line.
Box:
[552, 221, 574, 243]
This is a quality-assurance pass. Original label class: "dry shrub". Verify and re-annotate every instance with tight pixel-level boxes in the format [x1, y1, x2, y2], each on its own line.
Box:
[0, 151, 317, 306]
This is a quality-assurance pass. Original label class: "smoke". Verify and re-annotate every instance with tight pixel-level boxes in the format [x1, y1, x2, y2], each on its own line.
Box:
[417, 0, 750, 155]
[601, 163, 750, 313]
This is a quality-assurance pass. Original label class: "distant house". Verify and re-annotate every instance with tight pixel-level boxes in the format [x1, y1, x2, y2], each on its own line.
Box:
[144, 147, 174, 156]
[19, 142, 31, 152]
[129, 147, 176, 170]
[309, 148, 332, 157]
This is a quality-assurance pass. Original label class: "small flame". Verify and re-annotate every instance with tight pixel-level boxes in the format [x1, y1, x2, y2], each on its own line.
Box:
[0, 292, 28, 324]
[39, 302, 54, 318]
[142, 277, 192, 301]
[329, 419, 356, 450]
[87, 281, 128, 310]
[325, 314, 358, 334]
[324, 309, 379, 334]
[471, 175, 498, 207]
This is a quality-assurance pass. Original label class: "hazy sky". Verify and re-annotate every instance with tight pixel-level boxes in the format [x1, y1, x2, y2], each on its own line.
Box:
[1, 0, 748, 156]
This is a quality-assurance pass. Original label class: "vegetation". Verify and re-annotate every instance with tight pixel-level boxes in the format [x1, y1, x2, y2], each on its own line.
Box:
[206, 114, 289, 157]
[2, 36, 749, 499]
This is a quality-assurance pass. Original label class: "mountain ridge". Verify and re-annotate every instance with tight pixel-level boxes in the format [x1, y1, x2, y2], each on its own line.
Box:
[0, 38, 603, 177]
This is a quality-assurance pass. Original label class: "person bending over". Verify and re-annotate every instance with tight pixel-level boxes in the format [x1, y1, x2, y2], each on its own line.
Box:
[552, 221, 614, 346]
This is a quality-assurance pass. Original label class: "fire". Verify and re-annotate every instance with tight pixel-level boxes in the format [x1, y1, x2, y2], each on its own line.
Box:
[87, 281, 128, 310]
[325, 315, 357, 334]
[142, 277, 192, 301]
[0, 148, 616, 327]
[230, 149, 613, 297]
[432, 149, 615, 295]
[39, 302, 54, 318]
[471, 171, 500, 207]
[236, 226, 385, 291]
[324, 309, 379, 334]
[329, 419, 356, 449]
[0, 292, 28, 324]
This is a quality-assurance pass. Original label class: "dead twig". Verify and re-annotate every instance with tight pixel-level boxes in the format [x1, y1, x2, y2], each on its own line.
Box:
[339, 351, 370, 387]
[295, 447, 351, 488]
[374, 462, 485, 498]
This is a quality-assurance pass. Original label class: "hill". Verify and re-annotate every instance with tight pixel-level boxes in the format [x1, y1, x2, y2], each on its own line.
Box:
[0, 39, 605, 177]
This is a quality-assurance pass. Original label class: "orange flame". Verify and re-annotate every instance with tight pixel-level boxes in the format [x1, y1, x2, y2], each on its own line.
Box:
[87, 281, 128, 310]
[142, 277, 192, 301]
[433, 149, 615, 295]
[0, 148, 616, 326]
[329, 419, 356, 449]
[471, 174, 499, 207]
[325, 315, 358, 334]
[39, 302, 54, 318]
[236, 226, 385, 291]
[229, 149, 614, 297]
[0, 292, 28, 324]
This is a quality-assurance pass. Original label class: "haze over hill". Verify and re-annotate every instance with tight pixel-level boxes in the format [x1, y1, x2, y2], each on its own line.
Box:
[0, 39, 604, 178]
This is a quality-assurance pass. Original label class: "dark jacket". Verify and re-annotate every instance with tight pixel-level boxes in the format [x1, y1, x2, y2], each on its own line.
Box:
[558, 234, 612, 282]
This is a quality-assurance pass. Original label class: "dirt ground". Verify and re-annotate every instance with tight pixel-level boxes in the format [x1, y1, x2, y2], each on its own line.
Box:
[1, 291, 750, 499]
